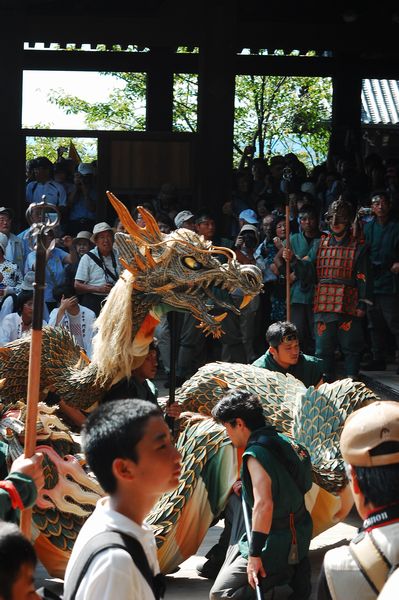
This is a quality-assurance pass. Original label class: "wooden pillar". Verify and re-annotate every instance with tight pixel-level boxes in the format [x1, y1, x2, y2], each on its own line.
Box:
[0, 15, 25, 228]
[146, 47, 174, 132]
[197, 1, 237, 215]
[330, 58, 362, 160]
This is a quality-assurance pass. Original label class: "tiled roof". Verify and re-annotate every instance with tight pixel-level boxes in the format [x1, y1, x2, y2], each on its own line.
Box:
[362, 79, 399, 126]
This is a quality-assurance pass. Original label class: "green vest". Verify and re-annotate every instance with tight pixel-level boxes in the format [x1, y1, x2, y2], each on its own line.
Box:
[252, 350, 323, 388]
[239, 426, 313, 574]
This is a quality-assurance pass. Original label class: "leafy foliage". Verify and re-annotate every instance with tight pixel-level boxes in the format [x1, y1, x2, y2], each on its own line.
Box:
[44, 68, 331, 169]
[25, 131, 97, 163]
[234, 75, 332, 167]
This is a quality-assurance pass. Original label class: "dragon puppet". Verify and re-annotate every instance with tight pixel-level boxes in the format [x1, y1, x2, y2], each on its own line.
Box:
[0, 192, 378, 578]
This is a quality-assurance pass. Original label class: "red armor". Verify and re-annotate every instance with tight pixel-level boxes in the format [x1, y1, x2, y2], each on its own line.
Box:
[314, 235, 358, 315]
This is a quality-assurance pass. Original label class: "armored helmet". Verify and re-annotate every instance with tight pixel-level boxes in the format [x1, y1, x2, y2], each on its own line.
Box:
[325, 196, 354, 226]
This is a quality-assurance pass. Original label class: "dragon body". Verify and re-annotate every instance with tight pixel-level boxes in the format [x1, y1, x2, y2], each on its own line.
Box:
[0, 193, 379, 578]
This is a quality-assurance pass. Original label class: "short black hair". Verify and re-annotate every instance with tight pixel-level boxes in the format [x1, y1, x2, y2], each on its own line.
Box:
[0, 521, 37, 600]
[82, 399, 162, 494]
[354, 443, 399, 506]
[370, 189, 391, 203]
[266, 321, 298, 348]
[16, 290, 34, 314]
[298, 203, 318, 220]
[212, 388, 265, 431]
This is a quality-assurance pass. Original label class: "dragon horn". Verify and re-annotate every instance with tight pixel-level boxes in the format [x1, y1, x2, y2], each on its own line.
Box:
[106, 191, 143, 238]
[137, 205, 163, 239]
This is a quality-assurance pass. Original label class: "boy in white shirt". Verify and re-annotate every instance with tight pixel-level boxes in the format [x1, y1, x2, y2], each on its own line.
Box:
[64, 399, 181, 600]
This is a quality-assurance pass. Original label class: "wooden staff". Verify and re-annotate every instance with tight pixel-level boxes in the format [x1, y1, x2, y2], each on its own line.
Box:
[285, 203, 291, 321]
[242, 496, 264, 600]
[165, 311, 182, 434]
[20, 201, 60, 538]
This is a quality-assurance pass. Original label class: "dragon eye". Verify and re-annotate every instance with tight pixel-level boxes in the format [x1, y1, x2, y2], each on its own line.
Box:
[182, 256, 203, 270]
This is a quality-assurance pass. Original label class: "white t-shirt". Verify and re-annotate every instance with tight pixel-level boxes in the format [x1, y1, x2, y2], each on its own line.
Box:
[75, 248, 120, 293]
[64, 497, 160, 600]
[48, 305, 96, 358]
[0, 313, 47, 345]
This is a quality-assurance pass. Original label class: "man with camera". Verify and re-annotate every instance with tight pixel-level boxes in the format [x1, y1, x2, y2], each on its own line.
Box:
[233, 223, 261, 363]
[363, 190, 399, 372]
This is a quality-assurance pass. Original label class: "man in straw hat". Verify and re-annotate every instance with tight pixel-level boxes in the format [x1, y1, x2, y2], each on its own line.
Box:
[74, 222, 120, 317]
[318, 401, 399, 599]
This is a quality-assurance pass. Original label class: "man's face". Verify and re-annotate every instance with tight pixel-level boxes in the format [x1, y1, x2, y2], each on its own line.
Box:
[329, 221, 347, 237]
[371, 195, 390, 219]
[33, 165, 50, 183]
[135, 348, 158, 381]
[262, 216, 274, 238]
[133, 416, 181, 494]
[75, 240, 90, 256]
[0, 213, 11, 235]
[224, 421, 247, 449]
[271, 338, 300, 367]
[182, 218, 196, 232]
[10, 562, 40, 600]
[195, 218, 215, 241]
[299, 213, 317, 236]
[95, 231, 113, 254]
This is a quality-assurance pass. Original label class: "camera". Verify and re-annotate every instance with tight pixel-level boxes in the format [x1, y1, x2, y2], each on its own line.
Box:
[357, 207, 373, 216]
[241, 231, 257, 249]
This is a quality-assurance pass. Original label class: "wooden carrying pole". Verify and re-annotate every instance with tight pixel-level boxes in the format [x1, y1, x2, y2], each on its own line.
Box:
[20, 202, 59, 538]
[285, 204, 291, 322]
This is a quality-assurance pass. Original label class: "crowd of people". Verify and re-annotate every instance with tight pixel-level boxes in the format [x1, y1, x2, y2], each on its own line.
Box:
[1, 147, 399, 599]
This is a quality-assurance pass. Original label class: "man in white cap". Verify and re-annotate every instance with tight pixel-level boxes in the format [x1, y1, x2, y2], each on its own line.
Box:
[318, 401, 399, 600]
[174, 210, 195, 231]
[74, 222, 120, 316]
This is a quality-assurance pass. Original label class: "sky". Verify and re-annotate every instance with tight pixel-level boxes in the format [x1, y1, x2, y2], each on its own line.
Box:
[22, 70, 125, 129]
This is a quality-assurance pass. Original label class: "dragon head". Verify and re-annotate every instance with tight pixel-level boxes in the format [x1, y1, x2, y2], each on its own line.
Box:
[108, 192, 263, 337]
[91, 193, 263, 384]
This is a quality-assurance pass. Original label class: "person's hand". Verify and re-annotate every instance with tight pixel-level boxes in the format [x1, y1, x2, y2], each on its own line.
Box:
[165, 402, 182, 418]
[10, 453, 45, 493]
[247, 556, 266, 589]
[289, 272, 296, 283]
[390, 262, 399, 275]
[99, 283, 113, 294]
[282, 248, 293, 262]
[355, 308, 366, 318]
[235, 235, 244, 249]
[232, 480, 242, 496]
[273, 236, 283, 250]
[62, 235, 74, 250]
[60, 295, 79, 313]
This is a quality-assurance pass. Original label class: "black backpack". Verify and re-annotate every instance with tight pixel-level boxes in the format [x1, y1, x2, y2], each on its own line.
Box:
[38, 530, 165, 600]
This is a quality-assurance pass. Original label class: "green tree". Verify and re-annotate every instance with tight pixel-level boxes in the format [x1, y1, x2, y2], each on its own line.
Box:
[234, 75, 332, 167]
[47, 69, 331, 169]
[25, 128, 97, 162]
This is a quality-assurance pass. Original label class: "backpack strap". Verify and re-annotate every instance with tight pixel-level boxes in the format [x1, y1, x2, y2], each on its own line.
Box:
[349, 530, 392, 594]
[87, 251, 118, 282]
[64, 530, 165, 600]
